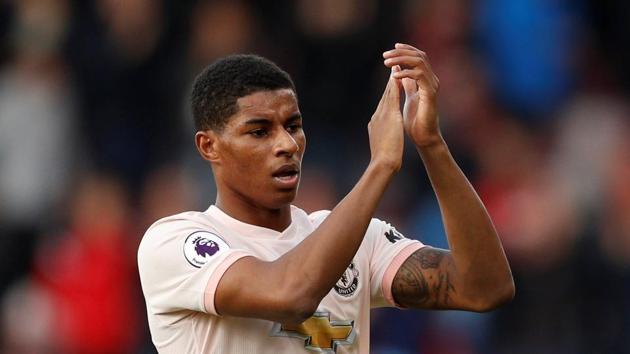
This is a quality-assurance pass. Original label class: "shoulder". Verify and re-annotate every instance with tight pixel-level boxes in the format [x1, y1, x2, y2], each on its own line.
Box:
[306, 209, 331, 226]
[306, 209, 391, 232]
[138, 211, 220, 266]
[366, 217, 398, 237]
[141, 211, 209, 244]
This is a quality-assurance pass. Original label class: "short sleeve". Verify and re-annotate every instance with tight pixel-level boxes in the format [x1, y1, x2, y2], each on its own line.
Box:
[367, 218, 424, 308]
[138, 217, 251, 317]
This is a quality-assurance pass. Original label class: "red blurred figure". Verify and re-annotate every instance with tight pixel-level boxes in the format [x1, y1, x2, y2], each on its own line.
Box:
[33, 174, 140, 354]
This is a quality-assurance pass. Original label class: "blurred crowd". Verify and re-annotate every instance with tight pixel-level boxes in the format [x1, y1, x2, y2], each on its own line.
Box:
[0, 0, 629, 353]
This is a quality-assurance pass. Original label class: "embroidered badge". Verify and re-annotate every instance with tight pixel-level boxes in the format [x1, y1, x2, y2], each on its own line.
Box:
[384, 227, 404, 243]
[334, 262, 359, 297]
[183, 231, 229, 268]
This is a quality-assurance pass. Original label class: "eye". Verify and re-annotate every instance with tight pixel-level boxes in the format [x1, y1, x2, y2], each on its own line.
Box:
[286, 123, 302, 133]
[249, 129, 268, 138]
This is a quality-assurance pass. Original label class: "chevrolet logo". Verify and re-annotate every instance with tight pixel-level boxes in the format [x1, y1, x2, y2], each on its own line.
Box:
[269, 312, 355, 353]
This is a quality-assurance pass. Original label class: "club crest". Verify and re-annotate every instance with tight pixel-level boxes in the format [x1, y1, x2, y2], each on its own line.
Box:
[334, 262, 359, 297]
[385, 227, 404, 243]
[183, 231, 229, 268]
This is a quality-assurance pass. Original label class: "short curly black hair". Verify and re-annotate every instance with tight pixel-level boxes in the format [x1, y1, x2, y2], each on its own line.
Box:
[191, 54, 296, 132]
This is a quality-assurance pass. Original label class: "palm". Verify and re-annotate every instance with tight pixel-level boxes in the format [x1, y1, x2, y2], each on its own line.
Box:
[402, 79, 439, 147]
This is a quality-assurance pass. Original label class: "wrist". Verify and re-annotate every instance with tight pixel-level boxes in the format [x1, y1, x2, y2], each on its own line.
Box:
[414, 131, 444, 150]
[416, 135, 448, 157]
[368, 157, 401, 176]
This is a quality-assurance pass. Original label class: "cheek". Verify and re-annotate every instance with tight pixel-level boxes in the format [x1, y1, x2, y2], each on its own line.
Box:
[296, 133, 307, 157]
[223, 143, 268, 179]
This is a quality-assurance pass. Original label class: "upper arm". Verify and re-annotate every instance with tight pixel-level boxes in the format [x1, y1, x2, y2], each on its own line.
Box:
[391, 246, 515, 312]
[364, 218, 425, 307]
[391, 246, 461, 310]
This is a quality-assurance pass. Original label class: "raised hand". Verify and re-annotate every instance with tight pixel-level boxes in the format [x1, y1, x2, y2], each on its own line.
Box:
[368, 66, 405, 173]
[383, 43, 441, 148]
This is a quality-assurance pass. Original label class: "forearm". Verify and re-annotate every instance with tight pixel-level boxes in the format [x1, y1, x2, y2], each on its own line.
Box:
[418, 137, 513, 305]
[275, 162, 395, 303]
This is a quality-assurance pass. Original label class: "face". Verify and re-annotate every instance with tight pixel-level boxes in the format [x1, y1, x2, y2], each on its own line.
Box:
[201, 89, 306, 210]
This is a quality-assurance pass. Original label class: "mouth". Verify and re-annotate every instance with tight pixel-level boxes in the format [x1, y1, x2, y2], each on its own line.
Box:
[272, 164, 300, 187]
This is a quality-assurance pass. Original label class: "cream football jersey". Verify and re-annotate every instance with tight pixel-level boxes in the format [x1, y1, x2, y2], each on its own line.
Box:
[138, 205, 423, 354]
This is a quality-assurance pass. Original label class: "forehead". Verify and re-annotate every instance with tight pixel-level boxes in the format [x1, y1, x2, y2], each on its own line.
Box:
[233, 89, 299, 122]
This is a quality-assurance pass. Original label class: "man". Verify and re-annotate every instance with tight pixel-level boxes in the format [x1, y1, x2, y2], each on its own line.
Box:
[138, 43, 514, 353]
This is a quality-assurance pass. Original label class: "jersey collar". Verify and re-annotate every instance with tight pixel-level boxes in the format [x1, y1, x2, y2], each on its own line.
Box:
[204, 205, 301, 239]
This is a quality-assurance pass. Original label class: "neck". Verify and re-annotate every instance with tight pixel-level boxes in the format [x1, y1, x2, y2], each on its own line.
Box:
[215, 193, 292, 232]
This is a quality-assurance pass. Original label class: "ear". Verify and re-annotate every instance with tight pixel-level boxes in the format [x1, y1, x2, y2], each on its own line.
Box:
[195, 130, 221, 163]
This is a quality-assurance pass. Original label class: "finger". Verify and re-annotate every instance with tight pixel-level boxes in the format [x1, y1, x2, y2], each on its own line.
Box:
[392, 69, 438, 94]
[383, 48, 427, 60]
[395, 42, 422, 52]
[373, 67, 397, 115]
[383, 55, 430, 72]
[392, 68, 427, 80]
[391, 65, 403, 92]
[386, 66, 402, 107]
[394, 68, 438, 90]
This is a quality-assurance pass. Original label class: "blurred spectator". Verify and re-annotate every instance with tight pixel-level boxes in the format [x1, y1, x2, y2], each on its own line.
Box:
[0, 0, 76, 295]
[296, 0, 378, 38]
[474, 0, 580, 120]
[599, 133, 630, 267]
[1, 278, 55, 354]
[550, 95, 628, 217]
[140, 164, 197, 227]
[64, 0, 187, 189]
[404, 0, 471, 59]
[474, 118, 579, 271]
[188, 0, 258, 71]
[32, 173, 141, 354]
[487, 96, 630, 354]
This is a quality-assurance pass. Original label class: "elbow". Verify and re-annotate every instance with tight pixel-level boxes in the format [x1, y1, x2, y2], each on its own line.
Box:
[266, 262, 323, 324]
[276, 281, 321, 324]
[277, 291, 319, 324]
[283, 298, 319, 324]
[467, 277, 515, 313]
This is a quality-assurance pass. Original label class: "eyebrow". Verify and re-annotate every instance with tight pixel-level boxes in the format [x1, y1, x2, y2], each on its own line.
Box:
[243, 118, 272, 126]
[243, 113, 302, 126]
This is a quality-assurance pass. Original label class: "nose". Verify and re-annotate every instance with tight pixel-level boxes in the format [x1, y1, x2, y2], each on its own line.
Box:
[274, 129, 299, 157]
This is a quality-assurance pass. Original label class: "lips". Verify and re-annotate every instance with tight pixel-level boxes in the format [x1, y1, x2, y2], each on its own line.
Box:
[272, 163, 300, 188]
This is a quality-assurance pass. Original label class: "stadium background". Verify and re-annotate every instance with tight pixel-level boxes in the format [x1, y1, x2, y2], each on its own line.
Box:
[1, 0, 629, 353]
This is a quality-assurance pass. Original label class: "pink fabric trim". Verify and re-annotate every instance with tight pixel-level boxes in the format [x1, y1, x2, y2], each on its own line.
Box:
[203, 251, 252, 315]
[382, 243, 425, 308]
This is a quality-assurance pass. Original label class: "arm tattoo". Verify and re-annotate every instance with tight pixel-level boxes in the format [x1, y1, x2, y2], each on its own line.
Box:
[391, 247, 456, 309]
